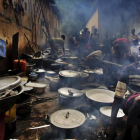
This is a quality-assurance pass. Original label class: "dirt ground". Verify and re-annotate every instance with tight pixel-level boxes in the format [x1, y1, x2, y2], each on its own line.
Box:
[5, 78, 140, 140]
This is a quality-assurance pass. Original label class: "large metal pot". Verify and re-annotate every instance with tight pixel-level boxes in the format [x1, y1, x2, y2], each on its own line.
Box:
[79, 72, 89, 85]
[59, 70, 80, 88]
[34, 69, 46, 78]
[86, 89, 115, 109]
[49, 109, 85, 139]
[69, 56, 78, 64]
[58, 87, 84, 107]
[0, 85, 24, 114]
[46, 70, 57, 77]
[99, 106, 125, 126]
[42, 58, 54, 69]
[51, 62, 68, 71]
[26, 62, 35, 74]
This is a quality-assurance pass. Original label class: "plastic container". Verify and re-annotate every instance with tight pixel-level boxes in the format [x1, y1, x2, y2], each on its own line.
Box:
[13, 59, 27, 73]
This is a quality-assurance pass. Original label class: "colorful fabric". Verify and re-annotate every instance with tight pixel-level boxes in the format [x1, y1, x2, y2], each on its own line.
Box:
[123, 93, 140, 115]
[114, 38, 130, 46]
[115, 62, 140, 98]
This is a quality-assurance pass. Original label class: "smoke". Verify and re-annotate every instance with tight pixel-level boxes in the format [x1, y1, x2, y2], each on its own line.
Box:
[55, 0, 98, 35]
[98, 0, 139, 41]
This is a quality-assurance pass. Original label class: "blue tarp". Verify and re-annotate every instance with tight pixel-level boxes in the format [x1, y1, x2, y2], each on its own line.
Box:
[0, 39, 6, 58]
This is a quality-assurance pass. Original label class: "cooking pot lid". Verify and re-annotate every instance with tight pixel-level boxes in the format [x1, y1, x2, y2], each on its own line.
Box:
[84, 69, 95, 73]
[79, 72, 89, 78]
[58, 87, 83, 97]
[59, 70, 80, 77]
[46, 71, 56, 74]
[69, 57, 78, 59]
[0, 76, 21, 94]
[86, 89, 114, 103]
[55, 59, 63, 62]
[51, 63, 61, 66]
[50, 109, 85, 129]
[84, 68, 103, 74]
[100, 106, 125, 118]
[34, 69, 46, 73]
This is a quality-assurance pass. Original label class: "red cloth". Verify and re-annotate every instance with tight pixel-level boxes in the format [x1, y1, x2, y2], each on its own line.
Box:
[114, 38, 130, 45]
[0, 114, 5, 140]
[125, 93, 140, 108]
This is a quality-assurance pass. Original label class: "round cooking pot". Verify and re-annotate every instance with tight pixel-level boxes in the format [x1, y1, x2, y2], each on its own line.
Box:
[84, 68, 103, 84]
[49, 109, 85, 139]
[99, 106, 125, 126]
[51, 62, 68, 71]
[42, 58, 54, 69]
[62, 57, 70, 63]
[46, 70, 57, 77]
[29, 72, 38, 81]
[34, 69, 46, 78]
[59, 70, 80, 88]
[51, 63, 61, 71]
[79, 72, 89, 85]
[58, 87, 84, 107]
[69, 57, 78, 64]
[26, 62, 35, 75]
[86, 89, 115, 109]
[22, 53, 33, 62]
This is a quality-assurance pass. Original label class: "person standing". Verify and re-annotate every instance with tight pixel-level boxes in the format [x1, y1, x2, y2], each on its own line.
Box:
[106, 47, 140, 140]
[48, 35, 65, 56]
[129, 28, 140, 42]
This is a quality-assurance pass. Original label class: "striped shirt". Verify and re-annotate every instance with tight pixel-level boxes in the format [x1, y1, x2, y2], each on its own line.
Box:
[115, 62, 140, 98]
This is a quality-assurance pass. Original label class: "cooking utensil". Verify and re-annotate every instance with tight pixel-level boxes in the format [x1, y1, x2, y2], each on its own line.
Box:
[46, 70, 57, 77]
[86, 89, 115, 108]
[29, 72, 38, 81]
[51, 63, 61, 71]
[69, 56, 78, 64]
[0, 76, 21, 94]
[42, 58, 54, 69]
[25, 82, 46, 94]
[100, 106, 124, 118]
[79, 72, 89, 85]
[50, 109, 85, 129]
[59, 70, 80, 78]
[58, 87, 84, 107]
[26, 62, 35, 74]
[0, 85, 24, 114]
[59, 70, 80, 88]
[99, 106, 125, 126]
[28, 125, 50, 130]
[34, 69, 46, 78]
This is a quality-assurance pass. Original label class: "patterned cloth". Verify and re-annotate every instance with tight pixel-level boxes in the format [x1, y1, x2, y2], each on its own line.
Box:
[115, 62, 140, 98]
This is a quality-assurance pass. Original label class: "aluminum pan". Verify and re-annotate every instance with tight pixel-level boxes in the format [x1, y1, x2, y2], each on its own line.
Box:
[0, 76, 21, 94]
[50, 109, 85, 129]
[86, 89, 115, 103]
